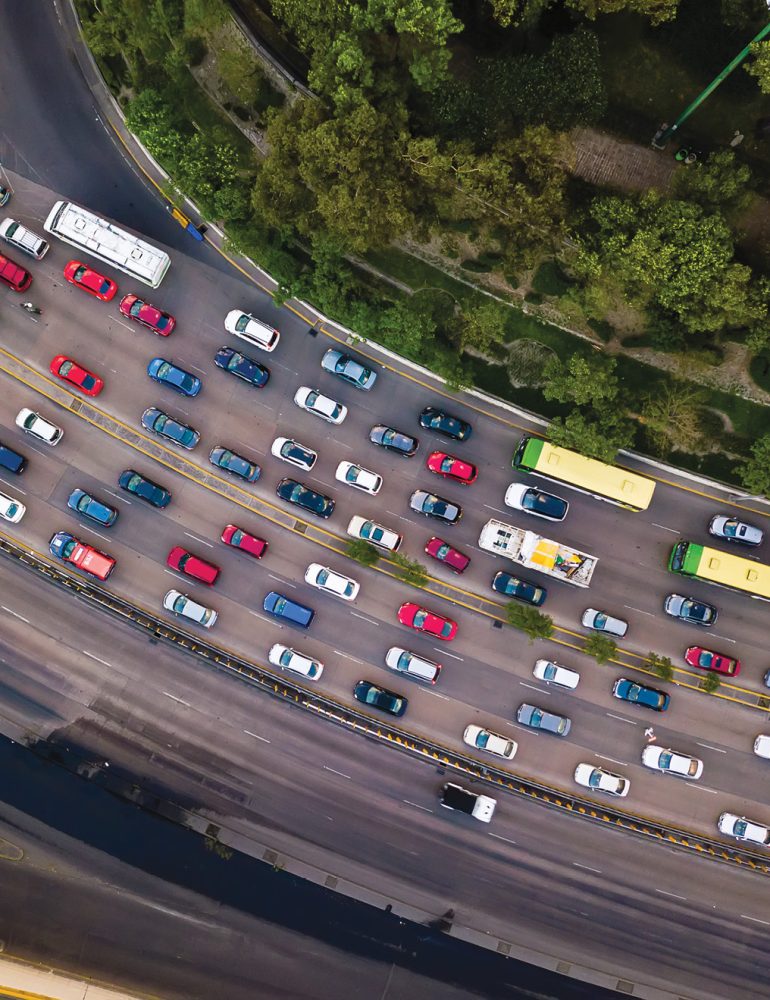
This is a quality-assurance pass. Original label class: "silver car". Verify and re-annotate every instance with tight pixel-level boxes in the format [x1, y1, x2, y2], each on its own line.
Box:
[582, 608, 628, 637]
[516, 703, 571, 737]
[709, 515, 763, 547]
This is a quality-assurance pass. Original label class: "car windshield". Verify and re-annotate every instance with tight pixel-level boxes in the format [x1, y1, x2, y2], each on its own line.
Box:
[59, 360, 73, 376]
[543, 663, 557, 680]
[626, 683, 641, 701]
[734, 819, 748, 837]
[156, 315, 170, 330]
[698, 650, 713, 667]
[436, 543, 450, 559]
[129, 300, 144, 318]
[317, 569, 329, 585]
[230, 529, 244, 545]
[127, 474, 141, 490]
[594, 613, 608, 628]
[659, 751, 673, 768]
[382, 429, 396, 444]
[234, 314, 250, 332]
[154, 414, 168, 431]
[278, 649, 293, 667]
[412, 609, 427, 627]
[289, 484, 304, 502]
[588, 770, 602, 788]
[439, 620, 453, 637]
[439, 458, 454, 474]
[476, 732, 490, 749]
[61, 539, 76, 558]
[397, 651, 410, 670]
[530, 708, 543, 726]
[345, 466, 360, 482]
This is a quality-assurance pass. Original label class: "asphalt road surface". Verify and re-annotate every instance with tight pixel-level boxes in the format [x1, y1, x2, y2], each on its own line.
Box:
[0, 4, 770, 1000]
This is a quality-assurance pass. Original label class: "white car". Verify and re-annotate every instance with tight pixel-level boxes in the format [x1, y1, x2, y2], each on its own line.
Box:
[574, 763, 630, 798]
[294, 386, 347, 425]
[504, 482, 569, 521]
[224, 309, 280, 352]
[347, 515, 402, 552]
[754, 734, 770, 759]
[15, 408, 63, 445]
[304, 563, 359, 601]
[268, 643, 324, 680]
[0, 491, 25, 523]
[270, 436, 317, 471]
[335, 460, 382, 495]
[463, 725, 517, 761]
[641, 745, 703, 780]
[533, 659, 579, 689]
[582, 608, 628, 637]
[717, 812, 770, 846]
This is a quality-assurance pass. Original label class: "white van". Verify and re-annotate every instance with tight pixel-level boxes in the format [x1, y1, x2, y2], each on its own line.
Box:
[224, 309, 280, 352]
[0, 218, 49, 260]
[163, 589, 218, 628]
[385, 646, 441, 684]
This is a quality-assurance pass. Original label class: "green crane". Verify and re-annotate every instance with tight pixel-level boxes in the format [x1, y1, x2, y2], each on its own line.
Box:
[652, 17, 770, 149]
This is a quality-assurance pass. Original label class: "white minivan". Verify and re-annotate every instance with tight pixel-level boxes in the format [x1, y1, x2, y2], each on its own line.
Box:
[0, 218, 49, 260]
[163, 589, 218, 628]
[385, 646, 441, 684]
[224, 309, 280, 352]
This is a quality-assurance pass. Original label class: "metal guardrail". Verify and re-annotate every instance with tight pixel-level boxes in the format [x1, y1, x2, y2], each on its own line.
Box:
[3, 534, 769, 876]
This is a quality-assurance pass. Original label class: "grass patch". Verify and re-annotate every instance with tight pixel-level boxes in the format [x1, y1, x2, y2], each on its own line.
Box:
[749, 353, 770, 393]
[588, 318, 615, 342]
[532, 260, 571, 297]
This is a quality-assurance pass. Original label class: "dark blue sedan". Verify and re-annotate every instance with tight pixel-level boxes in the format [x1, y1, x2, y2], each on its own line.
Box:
[147, 358, 201, 397]
[209, 447, 260, 483]
[492, 571, 546, 606]
[419, 406, 472, 441]
[118, 469, 171, 508]
[214, 346, 270, 388]
[276, 478, 335, 518]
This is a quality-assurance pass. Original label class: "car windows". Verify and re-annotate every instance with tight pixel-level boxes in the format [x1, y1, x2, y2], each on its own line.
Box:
[413, 609, 427, 627]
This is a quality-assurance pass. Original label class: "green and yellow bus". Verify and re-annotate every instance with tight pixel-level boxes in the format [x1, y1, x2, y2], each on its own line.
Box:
[669, 540, 770, 601]
[512, 436, 656, 512]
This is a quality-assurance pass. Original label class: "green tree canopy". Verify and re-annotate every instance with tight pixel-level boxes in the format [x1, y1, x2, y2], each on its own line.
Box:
[567, 0, 679, 21]
[746, 40, 770, 93]
[584, 634, 618, 664]
[506, 604, 554, 641]
[547, 410, 634, 462]
[542, 352, 619, 408]
[738, 433, 770, 496]
[671, 150, 752, 214]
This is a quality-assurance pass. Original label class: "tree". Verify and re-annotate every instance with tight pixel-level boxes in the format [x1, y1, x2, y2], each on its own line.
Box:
[672, 150, 752, 214]
[746, 40, 770, 94]
[738, 433, 770, 496]
[346, 539, 380, 567]
[505, 604, 554, 641]
[584, 634, 617, 664]
[542, 352, 619, 409]
[459, 301, 509, 353]
[701, 671, 721, 693]
[646, 651, 674, 682]
[391, 552, 428, 587]
[639, 383, 705, 456]
[547, 411, 634, 462]
[567, 0, 680, 22]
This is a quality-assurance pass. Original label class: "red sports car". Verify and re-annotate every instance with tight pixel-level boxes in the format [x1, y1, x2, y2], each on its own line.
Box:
[221, 524, 267, 559]
[64, 260, 117, 301]
[426, 451, 478, 485]
[397, 601, 457, 641]
[50, 355, 104, 396]
[424, 536, 470, 574]
[119, 294, 175, 335]
[684, 646, 740, 677]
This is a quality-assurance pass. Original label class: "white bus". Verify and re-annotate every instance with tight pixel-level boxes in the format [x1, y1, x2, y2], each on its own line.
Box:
[44, 200, 170, 288]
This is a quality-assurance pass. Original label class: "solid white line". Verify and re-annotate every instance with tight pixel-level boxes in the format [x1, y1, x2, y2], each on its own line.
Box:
[488, 833, 516, 845]
[606, 712, 637, 725]
[163, 692, 190, 707]
[323, 765, 351, 779]
[269, 573, 295, 588]
[573, 863, 601, 874]
[0, 481, 25, 494]
[483, 504, 507, 514]
[164, 569, 188, 582]
[82, 650, 112, 668]
[623, 605, 654, 617]
[184, 531, 213, 548]
[436, 648, 463, 661]
[189, 363, 207, 374]
[512, 724, 537, 735]
[333, 650, 360, 661]
[696, 742, 727, 754]
[2, 606, 30, 624]
[105, 488, 130, 504]
[708, 633, 736, 644]
[656, 889, 686, 900]
[403, 800, 433, 813]
[595, 754, 628, 767]
[519, 681, 548, 693]
[351, 611, 378, 625]
[686, 784, 718, 794]
[249, 610, 281, 627]
[427, 691, 450, 701]
[244, 730, 270, 743]
[84, 528, 111, 543]
[742, 914, 770, 926]
[652, 523, 680, 534]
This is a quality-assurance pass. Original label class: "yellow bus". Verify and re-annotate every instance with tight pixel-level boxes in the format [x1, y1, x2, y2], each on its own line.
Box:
[512, 436, 656, 512]
[669, 540, 770, 601]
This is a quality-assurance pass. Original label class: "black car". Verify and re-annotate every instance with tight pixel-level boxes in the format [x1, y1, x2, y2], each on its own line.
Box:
[663, 593, 717, 627]
[276, 478, 335, 518]
[369, 424, 419, 457]
[353, 680, 407, 717]
[209, 447, 261, 483]
[419, 406, 472, 442]
[409, 489, 462, 524]
[214, 346, 270, 388]
[492, 571, 546, 606]
[118, 469, 171, 508]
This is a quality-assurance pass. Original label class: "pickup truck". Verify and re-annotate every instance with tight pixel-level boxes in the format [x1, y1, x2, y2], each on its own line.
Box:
[440, 782, 496, 823]
[49, 531, 116, 581]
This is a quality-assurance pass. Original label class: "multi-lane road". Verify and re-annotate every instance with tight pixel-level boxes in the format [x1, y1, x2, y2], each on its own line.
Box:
[2, 4, 770, 999]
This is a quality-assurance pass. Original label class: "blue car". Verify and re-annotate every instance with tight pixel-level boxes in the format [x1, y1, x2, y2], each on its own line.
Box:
[276, 478, 334, 518]
[147, 358, 201, 397]
[209, 446, 260, 483]
[67, 488, 118, 527]
[263, 591, 315, 628]
[141, 407, 200, 450]
[612, 678, 670, 712]
[214, 346, 270, 388]
[492, 571, 546, 606]
[118, 469, 171, 508]
[320, 349, 377, 390]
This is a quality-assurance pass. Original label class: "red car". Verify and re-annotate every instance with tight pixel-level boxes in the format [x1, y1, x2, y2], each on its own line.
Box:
[398, 601, 457, 641]
[120, 293, 175, 335]
[684, 645, 740, 677]
[424, 536, 470, 574]
[167, 546, 220, 585]
[64, 260, 117, 301]
[426, 451, 478, 485]
[50, 355, 104, 396]
[221, 524, 267, 559]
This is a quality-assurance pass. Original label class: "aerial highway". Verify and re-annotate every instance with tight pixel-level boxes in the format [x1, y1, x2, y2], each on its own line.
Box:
[1, 4, 770, 1000]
